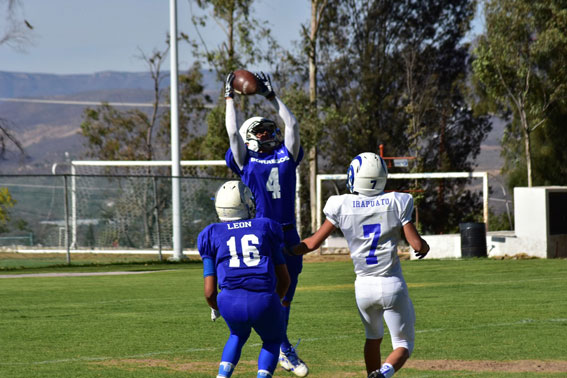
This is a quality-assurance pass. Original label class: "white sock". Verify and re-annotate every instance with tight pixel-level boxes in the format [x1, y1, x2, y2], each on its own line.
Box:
[257, 369, 272, 377]
[380, 363, 395, 378]
[217, 361, 235, 378]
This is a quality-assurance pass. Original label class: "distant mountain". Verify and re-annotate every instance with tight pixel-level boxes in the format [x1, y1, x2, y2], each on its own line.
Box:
[0, 70, 219, 173]
[0, 71, 160, 98]
[0, 70, 505, 178]
[0, 70, 219, 98]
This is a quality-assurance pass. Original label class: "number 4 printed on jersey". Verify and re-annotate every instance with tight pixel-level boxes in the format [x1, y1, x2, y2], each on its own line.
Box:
[266, 167, 281, 199]
[363, 223, 381, 265]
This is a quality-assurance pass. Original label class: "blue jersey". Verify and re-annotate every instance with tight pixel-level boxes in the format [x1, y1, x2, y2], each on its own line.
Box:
[226, 145, 304, 226]
[197, 217, 286, 292]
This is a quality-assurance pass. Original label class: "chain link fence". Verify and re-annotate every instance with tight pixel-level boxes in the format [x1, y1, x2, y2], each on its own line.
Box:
[0, 174, 229, 263]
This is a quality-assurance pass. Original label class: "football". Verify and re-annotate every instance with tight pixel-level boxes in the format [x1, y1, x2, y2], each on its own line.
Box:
[233, 69, 258, 95]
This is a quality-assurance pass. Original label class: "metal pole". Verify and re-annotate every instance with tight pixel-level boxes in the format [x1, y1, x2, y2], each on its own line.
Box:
[153, 176, 163, 261]
[295, 169, 301, 237]
[170, 0, 183, 260]
[63, 174, 71, 265]
[482, 171, 489, 231]
[71, 164, 77, 249]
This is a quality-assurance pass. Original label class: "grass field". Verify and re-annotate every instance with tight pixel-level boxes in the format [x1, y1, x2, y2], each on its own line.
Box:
[1, 256, 566, 377]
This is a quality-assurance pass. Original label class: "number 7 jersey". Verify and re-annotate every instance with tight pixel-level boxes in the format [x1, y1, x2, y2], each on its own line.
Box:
[323, 191, 414, 277]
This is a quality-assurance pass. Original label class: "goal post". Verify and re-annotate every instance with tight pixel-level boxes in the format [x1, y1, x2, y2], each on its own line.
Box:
[316, 171, 489, 230]
[66, 160, 301, 258]
[70, 160, 227, 258]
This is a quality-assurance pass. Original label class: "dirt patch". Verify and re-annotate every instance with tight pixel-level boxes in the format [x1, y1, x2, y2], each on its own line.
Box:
[94, 357, 567, 374]
[95, 358, 258, 373]
[407, 359, 567, 373]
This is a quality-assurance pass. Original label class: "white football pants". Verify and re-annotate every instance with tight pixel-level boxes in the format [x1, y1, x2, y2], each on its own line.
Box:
[354, 274, 415, 354]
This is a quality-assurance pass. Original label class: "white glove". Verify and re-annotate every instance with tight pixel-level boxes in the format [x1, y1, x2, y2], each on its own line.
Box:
[224, 72, 235, 99]
[211, 307, 221, 322]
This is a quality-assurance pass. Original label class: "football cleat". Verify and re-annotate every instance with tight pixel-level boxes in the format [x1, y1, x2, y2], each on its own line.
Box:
[367, 370, 385, 378]
[279, 347, 308, 377]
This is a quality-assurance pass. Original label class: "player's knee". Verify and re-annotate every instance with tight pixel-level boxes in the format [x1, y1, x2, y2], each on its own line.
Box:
[392, 340, 413, 356]
[281, 300, 290, 307]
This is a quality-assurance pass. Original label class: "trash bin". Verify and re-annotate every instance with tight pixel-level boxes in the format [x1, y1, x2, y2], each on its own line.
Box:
[460, 222, 487, 258]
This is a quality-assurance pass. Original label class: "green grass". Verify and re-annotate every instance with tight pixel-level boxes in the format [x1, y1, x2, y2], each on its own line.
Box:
[0, 258, 566, 377]
[0, 252, 190, 271]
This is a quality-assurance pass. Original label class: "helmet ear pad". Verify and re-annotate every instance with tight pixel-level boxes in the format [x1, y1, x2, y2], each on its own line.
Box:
[347, 164, 356, 193]
[347, 152, 388, 196]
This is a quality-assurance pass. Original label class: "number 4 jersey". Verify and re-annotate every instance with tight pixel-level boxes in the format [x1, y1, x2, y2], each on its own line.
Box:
[324, 191, 414, 277]
[226, 145, 303, 226]
[197, 217, 286, 292]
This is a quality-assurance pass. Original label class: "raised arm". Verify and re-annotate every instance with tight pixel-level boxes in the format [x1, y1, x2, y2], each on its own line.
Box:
[255, 72, 300, 160]
[225, 73, 247, 170]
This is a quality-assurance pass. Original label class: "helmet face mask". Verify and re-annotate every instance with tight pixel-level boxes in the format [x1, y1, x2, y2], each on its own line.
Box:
[239, 117, 283, 152]
[214, 181, 256, 221]
[347, 152, 388, 196]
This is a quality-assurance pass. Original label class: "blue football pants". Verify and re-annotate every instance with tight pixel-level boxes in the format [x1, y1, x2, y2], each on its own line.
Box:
[217, 288, 285, 374]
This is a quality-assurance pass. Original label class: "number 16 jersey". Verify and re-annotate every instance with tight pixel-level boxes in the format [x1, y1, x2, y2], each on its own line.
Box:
[323, 191, 414, 277]
[197, 217, 286, 292]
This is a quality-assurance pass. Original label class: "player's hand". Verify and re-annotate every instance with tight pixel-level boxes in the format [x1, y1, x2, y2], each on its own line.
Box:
[290, 242, 308, 256]
[210, 307, 221, 322]
[414, 244, 430, 259]
[254, 72, 275, 100]
[224, 72, 235, 99]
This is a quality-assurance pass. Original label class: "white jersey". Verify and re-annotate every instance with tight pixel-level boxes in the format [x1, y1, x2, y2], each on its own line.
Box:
[323, 191, 414, 277]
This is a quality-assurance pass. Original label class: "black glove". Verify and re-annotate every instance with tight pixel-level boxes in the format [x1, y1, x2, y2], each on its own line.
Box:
[414, 244, 430, 259]
[254, 71, 275, 100]
[224, 72, 235, 99]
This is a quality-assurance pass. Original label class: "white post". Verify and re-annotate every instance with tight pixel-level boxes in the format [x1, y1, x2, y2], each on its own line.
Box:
[316, 175, 323, 229]
[170, 0, 183, 261]
[482, 171, 489, 230]
[295, 169, 301, 236]
[71, 163, 77, 249]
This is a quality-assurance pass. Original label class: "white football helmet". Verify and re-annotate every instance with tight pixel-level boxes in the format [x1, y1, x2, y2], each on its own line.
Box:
[346, 152, 388, 196]
[214, 180, 256, 221]
[239, 116, 283, 152]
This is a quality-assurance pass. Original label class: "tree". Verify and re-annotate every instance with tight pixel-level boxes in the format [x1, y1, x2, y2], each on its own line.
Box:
[0, 187, 15, 233]
[0, 0, 34, 49]
[472, 0, 567, 187]
[188, 0, 281, 166]
[305, 0, 329, 233]
[79, 37, 209, 247]
[1, 0, 33, 230]
[310, 0, 491, 233]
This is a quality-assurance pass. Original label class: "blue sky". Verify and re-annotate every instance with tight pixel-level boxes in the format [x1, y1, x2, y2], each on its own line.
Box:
[2, 0, 311, 74]
[2, 0, 483, 75]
